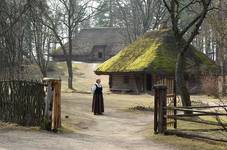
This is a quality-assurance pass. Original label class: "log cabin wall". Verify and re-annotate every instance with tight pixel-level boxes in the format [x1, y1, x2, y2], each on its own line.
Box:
[110, 74, 144, 93]
[108, 73, 202, 94]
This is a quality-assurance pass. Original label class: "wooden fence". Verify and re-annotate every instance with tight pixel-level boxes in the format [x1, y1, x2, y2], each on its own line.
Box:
[153, 85, 227, 142]
[154, 76, 175, 94]
[0, 80, 45, 126]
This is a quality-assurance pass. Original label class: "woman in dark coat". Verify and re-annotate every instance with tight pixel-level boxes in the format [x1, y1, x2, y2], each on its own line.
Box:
[91, 79, 104, 115]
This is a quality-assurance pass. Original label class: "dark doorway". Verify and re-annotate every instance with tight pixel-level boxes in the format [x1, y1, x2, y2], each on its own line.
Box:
[98, 52, 103, 58]
[146, 74, 152, 91]
[92, 45, 106, 60]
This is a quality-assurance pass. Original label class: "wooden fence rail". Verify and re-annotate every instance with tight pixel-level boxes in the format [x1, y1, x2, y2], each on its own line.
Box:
[0, 80, 45, 126]
[153, 84, 227, 142]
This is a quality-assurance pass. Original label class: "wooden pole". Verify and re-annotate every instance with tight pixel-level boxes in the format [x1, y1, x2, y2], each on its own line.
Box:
[154, 87, 158, 134]
[45, 82, 53, 130]
[51, 80, 61, 130]
[154, 85, 167, 134]
[43, 78, 61, 131]
[173, 79, 177, 129]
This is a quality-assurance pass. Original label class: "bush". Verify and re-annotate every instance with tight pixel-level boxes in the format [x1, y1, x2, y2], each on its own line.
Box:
[201, 75, 218, 97]
[40, 117, 51, 131]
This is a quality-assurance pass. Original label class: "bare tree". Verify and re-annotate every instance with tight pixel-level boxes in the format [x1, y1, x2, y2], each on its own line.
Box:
[163, 0, 213, 107]
[37, 0, 101, 89]
[28, 1, 52, 77]
[114, 0, 166, 43]
[0, 0, 31, 79]
[207, 1, 227, 96]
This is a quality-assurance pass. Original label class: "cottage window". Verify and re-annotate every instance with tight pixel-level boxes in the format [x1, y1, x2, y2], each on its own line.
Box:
[123, 76, 129, 84]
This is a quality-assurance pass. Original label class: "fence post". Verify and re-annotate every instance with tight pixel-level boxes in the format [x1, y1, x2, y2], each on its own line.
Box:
[153, 85, 167, 134]
[52, 79, 61, 130]
[173, 80, 177, 129]
[43, 78, 61, 131]
[44, 82, 53, 130]
[154, 86, 158, 134]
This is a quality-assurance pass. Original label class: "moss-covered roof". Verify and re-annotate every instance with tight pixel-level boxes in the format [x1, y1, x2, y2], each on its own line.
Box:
[95, 29, 217, 75]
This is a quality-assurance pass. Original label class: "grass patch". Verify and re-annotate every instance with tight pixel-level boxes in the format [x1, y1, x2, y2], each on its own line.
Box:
[146, 120, 227, 150]
[57, 123, 78, 134]
[48, 62, 109, 92]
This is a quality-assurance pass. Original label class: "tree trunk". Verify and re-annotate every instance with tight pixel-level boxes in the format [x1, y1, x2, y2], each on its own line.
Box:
[176, 52, 191, 107]
[67, 1, 74, 90]
[218, 39, 225, 96]
[67, 28, 73, 89]
[66, 58, 73, 89]
[218, 0, 226, 96]
[41, 68, 47, 78]
[109, 0, 113, 27]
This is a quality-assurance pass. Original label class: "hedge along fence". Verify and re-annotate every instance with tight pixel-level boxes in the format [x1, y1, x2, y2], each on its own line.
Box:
[0, 80, 45, 126]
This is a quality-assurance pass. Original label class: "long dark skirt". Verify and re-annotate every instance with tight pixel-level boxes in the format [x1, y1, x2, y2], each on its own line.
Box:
[92, 93, 104, 114]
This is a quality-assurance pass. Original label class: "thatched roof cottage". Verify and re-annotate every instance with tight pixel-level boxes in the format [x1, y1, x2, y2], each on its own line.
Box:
[95, 29, 217, 93]
[52, 27, 126, 62]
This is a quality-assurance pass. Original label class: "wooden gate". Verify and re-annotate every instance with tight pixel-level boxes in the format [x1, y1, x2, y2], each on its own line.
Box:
[153, 84, 227, 142]
[0, 80, 45, 126]
[154, 76, 175, 94]
[153, 84, 177, 134]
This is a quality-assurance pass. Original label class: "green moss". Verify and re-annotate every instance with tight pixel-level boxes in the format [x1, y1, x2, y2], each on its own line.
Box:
[150, 43, 177, 74]
[96, 36, 161, 72]
[96, 30, 217, 74]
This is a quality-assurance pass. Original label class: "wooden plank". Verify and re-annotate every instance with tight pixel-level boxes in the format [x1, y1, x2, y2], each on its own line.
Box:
[167, 94, 175, 97]
[167, 107, 227, 115]
[167, 113, 227, 117]
[168, 116, 227, 127]
[165, 130, 227, 143]
[168, 105, 227, 109]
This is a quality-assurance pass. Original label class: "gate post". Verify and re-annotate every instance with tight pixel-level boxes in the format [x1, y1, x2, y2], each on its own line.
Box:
[173, 80, 177, 129]
[43, 78, 61, 131]
[153, 85, 167, 134]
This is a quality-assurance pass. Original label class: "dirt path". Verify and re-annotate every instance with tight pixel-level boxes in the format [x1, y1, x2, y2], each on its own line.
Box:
[0, 93, 176, 150]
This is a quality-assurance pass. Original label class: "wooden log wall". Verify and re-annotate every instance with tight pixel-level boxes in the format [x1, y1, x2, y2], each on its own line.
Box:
[0, 80, 45, 126]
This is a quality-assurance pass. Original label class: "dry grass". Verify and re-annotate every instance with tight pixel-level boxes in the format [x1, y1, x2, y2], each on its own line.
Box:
[48, 62, 109, 92]
[146, 120, 227, 150]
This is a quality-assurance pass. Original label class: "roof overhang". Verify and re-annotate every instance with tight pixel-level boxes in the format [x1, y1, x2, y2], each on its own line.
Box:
[94, 71, 144, 75]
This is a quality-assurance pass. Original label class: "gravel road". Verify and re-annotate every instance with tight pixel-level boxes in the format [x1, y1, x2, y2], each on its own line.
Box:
[0, 93, 177, 150]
